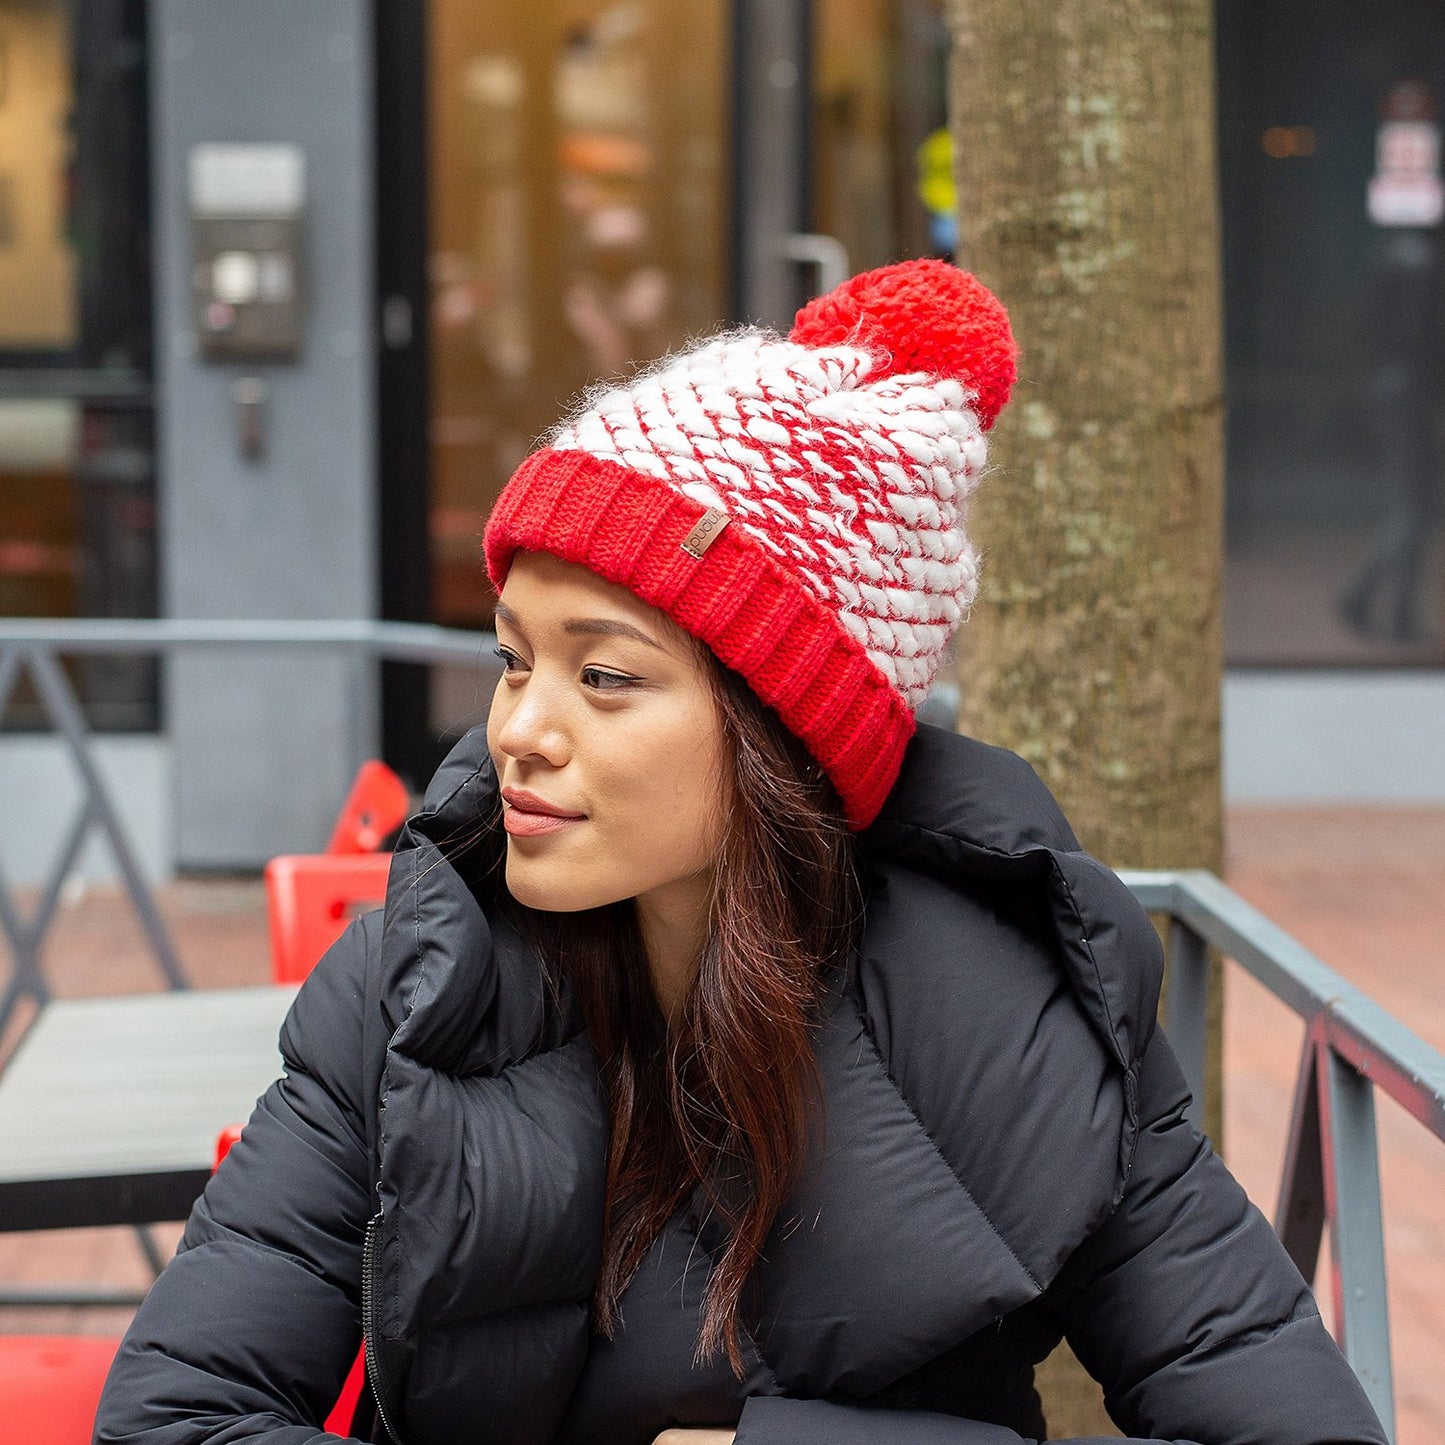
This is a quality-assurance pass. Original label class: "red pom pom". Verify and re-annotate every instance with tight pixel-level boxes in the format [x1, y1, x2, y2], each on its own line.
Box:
[789, 258, 1018, 430]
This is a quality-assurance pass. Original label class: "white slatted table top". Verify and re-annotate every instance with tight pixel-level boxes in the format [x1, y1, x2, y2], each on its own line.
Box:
[0, 986, 297, 1191]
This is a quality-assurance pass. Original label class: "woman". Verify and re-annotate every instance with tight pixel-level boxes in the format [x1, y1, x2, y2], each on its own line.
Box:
[97, 261, 1387, 1445]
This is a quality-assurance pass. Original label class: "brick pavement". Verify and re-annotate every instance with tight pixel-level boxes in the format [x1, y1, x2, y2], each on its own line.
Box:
[2, 813, 1443, 1441]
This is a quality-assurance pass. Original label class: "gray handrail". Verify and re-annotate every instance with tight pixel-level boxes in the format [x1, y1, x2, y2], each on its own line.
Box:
[1121, 870, 1445, 1142]
[0, 616, 496, 663]
[1121, 868, 1444, 1444]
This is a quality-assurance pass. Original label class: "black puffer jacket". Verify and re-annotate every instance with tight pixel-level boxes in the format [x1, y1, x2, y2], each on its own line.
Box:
[96, 725, 1386, 1445]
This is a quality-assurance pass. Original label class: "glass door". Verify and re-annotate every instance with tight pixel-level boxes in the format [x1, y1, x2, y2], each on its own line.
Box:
[420, 0, 945, 633]
[729, 0, 946, 327]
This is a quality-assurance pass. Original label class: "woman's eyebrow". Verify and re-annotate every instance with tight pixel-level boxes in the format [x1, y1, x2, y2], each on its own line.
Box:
[563, 617, 667, 652]
[493, 602, 665, 653]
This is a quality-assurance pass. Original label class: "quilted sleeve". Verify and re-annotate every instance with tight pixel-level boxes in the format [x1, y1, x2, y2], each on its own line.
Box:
[94, 911, 381, 1444]
[1050, 1026, 1388, 1445]
[736, 1027, 1388, 1445]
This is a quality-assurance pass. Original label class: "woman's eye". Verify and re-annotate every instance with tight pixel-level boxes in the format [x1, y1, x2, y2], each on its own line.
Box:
[581, 666, 640, 691]
[494, 645, 527, 674]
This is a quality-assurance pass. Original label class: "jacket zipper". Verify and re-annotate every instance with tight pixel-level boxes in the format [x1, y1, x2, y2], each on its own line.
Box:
[362, 1211, 403, 1444]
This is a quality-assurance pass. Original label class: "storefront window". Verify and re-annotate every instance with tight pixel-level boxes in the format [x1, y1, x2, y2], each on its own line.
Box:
[1219, 0, 1445, 666]
[0, 0, 155, 730]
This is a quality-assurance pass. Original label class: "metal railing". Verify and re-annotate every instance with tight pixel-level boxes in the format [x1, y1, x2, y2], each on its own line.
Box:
[0, 619, 497, 1038]
[1123, 868, 1445, 1444]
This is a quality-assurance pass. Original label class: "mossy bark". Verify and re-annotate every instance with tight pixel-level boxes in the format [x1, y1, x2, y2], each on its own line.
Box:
[943, 1, 1226, 1435]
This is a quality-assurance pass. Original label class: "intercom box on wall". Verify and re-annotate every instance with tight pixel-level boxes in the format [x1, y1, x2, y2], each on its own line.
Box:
[189, 143, 306, 361]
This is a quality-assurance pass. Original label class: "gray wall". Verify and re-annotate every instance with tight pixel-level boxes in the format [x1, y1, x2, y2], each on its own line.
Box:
[1223, 673, 1445, 802]
[150, 0, 377, 867]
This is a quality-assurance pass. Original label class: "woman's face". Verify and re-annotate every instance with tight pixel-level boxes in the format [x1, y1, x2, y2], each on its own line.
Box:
[487, 550, 728, 933]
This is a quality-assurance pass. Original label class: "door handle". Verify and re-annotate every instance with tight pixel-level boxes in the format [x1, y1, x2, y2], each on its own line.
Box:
[779, 232, 850, 298]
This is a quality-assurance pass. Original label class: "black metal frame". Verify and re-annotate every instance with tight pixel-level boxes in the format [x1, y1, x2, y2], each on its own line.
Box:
[373, 0, 439, 790]
[728, 0, 813, 325]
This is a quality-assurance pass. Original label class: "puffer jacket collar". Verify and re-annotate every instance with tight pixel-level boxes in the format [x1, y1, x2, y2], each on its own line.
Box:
[866, 727, 1161, 1075]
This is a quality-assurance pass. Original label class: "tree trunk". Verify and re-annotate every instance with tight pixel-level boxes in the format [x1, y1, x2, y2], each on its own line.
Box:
[944, 1, 1226, 1435]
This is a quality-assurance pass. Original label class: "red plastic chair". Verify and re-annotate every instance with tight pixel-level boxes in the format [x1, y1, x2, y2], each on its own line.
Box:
[326, 760, 410, 856]
[263, 759, 406, 984]
[214, 1121, 245, 1170]
[264, 853, 392, 985]
[213, 1126, 366, 1434]
[0, 1322, 364, 1441]
[0, 1335, 118, 1445]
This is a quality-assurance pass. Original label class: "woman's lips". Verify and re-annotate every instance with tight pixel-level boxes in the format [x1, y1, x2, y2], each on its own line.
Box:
[501, 788, 585, 838]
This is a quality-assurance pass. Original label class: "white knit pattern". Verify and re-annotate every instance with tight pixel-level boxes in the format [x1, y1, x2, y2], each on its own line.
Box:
[549, 331, 989, 708]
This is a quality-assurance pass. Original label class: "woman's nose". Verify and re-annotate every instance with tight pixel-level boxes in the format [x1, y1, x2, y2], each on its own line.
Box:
[490, 676, 570, 767]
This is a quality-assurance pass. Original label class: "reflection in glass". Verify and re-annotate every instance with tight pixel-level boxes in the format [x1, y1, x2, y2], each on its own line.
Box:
[0, 399, 78, 617]
[0, 0, 77, 350]
[1337, 83, 1442, 646]
[1218, 0, 1445, 667]
[0, 397, 157, 731]
[0, 0, 156, 730]
[427, 0, 726, 630]
[813, 0, 949, 272]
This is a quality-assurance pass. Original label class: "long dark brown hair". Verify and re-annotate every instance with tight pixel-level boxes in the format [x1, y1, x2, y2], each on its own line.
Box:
[500, 653, 862, 1374]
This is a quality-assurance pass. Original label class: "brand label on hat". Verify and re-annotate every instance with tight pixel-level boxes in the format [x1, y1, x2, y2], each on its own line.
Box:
[681, 507, 730, 559]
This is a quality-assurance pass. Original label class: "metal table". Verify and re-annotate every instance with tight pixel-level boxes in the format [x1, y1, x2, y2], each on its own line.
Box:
[0, 986, 297, 1232]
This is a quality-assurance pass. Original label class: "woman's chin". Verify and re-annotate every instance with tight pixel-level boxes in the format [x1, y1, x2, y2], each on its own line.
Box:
[504, 856, 617, 914]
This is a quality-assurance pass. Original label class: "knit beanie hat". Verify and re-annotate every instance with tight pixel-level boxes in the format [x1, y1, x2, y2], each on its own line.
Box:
[484, 258, 1017, 829]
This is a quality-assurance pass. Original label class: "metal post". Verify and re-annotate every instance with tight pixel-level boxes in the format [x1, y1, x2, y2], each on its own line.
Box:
[1165, 919, 1209, 1133]
[1274, 1032, 1325, 1281]
[0, 1283, 150, 1309]
[1114, 866, 1445, 1437]
[0, 797, 95, 1035]
[1318, 1041, 1396, 1441]
[732, 0, 812, 326]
